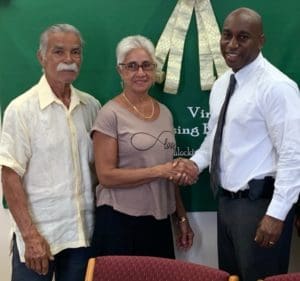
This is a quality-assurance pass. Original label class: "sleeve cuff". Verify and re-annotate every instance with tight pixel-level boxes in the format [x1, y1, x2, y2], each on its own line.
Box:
[190, 154, 209, 172]
[266, 197, 293, 221]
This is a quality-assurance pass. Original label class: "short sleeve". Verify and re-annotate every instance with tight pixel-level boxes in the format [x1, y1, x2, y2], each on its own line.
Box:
[91, 101, 118, 139]
[0, 102, 32, 176]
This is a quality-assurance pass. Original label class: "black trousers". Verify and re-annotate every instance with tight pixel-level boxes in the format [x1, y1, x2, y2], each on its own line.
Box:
[91, 205, 175, 259]
[218, 196, 294, 281]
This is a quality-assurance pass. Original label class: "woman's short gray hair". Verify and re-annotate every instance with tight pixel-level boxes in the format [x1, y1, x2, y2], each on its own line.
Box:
[38, 23, 84, 58]
[116, 35, 156, 64]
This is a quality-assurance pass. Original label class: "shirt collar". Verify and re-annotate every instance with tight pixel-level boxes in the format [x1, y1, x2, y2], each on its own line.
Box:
[38, 75, 88, 110]
[234, 53, 264, 86]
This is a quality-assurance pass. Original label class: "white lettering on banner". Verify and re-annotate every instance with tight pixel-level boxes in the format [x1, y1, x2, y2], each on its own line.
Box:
[174, 126, 199, 137]
[174, 124, 208, 137]
[202, 122, 209, 135]
[174, 146, 196, 157]
[174, 106, 210, 138]
[187, 106, 210, 119]
[173, 106, 209, 157]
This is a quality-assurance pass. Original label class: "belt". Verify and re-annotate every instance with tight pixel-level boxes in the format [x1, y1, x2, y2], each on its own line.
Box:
[219, 188, 249, 199]
[219, 177, 275, 200]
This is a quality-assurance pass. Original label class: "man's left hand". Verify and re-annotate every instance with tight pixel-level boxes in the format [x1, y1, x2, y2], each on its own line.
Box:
[254, 215, 284, 248]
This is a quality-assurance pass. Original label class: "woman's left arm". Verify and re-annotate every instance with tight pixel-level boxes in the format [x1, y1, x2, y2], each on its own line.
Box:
[173, 185, 194, 251]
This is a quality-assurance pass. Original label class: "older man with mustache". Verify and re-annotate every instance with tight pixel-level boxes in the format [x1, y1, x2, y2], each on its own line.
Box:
[0, 24, 100, 281]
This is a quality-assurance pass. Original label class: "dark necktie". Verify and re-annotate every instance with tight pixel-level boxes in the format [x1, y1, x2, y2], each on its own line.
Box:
[210, 74, 236, 195]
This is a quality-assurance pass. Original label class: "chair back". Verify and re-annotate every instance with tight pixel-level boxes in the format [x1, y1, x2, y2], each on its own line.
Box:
[263, 273, 300, 281]
[85, 255, 239, 281]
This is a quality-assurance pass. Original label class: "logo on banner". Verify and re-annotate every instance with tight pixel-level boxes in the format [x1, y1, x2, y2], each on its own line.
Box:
[155, 0, 229, 94]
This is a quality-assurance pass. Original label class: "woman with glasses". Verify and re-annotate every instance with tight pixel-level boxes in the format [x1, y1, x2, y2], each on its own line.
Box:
[90, 35, 194, 258]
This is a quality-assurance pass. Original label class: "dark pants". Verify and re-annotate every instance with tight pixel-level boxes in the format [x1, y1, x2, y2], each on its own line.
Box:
[91, 205, 175, 258]
[218, 196, 294, 281]
[12, 236, 91, 281]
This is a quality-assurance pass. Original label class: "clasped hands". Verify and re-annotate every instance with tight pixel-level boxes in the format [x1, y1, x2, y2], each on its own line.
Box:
[169, 158, 199, 186]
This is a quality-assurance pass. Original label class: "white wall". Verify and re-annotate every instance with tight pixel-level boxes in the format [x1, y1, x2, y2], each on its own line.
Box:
[0, 209, 11, 281]
[0, 170, 12, 281]
[175, 212, 218, 267]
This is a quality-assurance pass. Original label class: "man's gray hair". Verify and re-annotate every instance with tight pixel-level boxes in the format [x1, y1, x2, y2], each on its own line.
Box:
[38, 23, 84, 58]
[116, 35, 156, 64]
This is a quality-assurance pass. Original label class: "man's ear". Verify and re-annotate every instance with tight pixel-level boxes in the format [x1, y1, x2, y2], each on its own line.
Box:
[37, 51, 45, 66]
[259, 33, 265, 50]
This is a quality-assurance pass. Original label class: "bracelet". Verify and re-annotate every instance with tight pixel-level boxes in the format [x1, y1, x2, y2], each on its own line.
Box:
[178, 216, 188, 224]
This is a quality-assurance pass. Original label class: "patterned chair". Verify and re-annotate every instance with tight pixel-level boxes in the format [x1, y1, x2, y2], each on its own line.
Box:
[262, 273, 300, 281]
[84, 255, 239, 281]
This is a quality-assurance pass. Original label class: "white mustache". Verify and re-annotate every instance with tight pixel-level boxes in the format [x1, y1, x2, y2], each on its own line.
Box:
[56, 63, 79, 72]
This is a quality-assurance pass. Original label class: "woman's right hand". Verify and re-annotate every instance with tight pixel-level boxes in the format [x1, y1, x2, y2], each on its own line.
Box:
[157, 161, 180, 179]
[170, 159, 199, 185]
[157, 160, 198, 185]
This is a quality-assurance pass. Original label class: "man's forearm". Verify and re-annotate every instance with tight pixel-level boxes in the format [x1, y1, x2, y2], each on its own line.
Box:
[1, 166, 38, 240]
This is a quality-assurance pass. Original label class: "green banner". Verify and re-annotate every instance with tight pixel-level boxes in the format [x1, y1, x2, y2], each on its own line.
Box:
[0, 0, 299, 211]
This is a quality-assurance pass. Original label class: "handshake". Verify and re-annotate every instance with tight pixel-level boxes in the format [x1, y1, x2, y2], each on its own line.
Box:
[164, 158, 199, 186]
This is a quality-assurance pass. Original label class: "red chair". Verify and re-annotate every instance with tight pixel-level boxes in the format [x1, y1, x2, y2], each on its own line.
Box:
[85, 255, 239, 281]
[262, 273, 300, 281]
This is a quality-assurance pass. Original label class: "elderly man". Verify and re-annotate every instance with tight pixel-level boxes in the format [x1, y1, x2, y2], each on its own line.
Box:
[0, 24, 100, 281]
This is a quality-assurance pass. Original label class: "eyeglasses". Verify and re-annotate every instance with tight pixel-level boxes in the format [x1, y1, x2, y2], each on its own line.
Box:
[118, 61, 157, 72]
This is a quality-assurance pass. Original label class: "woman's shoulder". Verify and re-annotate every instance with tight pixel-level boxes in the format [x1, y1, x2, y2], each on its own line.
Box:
[154, 100, 172, 117]
[98, 98, 122, 114]
[92, 98, 121, 136]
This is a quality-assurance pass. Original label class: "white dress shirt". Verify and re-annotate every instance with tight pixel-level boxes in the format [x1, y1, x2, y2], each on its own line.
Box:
[0, 75, 100, 261]
[191, 53, 300, 220]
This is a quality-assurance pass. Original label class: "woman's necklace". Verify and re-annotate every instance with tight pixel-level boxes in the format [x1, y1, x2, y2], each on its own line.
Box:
[122, 92, 155, 119]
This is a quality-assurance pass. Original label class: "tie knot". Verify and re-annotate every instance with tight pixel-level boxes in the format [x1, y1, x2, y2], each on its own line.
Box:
[228, 74, 236, 96]
[229, 74, 236, 87]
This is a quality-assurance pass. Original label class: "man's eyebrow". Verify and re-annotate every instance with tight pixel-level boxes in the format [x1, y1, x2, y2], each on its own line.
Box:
[52, 45, 81, 49]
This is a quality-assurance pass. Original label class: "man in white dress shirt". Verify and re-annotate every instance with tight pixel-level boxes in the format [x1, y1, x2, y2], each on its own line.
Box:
[176, 7, 300, 281]
[0, 24, 100, 281]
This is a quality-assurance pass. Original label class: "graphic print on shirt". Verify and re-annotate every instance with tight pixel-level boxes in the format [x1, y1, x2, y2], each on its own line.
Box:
[130, 130, 176, 151]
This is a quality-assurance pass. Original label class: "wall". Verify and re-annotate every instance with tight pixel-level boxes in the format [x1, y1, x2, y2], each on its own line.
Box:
[0, 172, 12, 281]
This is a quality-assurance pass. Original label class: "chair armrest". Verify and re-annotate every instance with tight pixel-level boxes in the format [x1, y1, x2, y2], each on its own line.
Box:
[85, 258, 96, 281]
